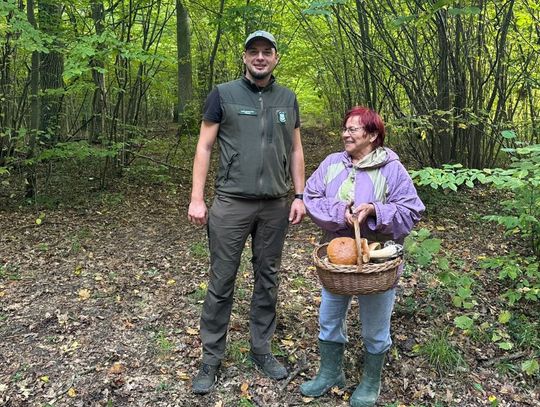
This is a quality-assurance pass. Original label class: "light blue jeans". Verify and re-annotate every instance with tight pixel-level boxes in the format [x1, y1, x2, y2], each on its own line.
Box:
[318, 287, 396, 354]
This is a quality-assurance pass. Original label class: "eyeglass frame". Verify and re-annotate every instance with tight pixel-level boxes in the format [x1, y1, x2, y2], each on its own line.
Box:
[341, 126, 365, 136]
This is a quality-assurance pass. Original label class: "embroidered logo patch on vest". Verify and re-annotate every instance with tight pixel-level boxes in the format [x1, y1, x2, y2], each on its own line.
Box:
[238, 109, 257, 116]
[277, 111, 287, 123]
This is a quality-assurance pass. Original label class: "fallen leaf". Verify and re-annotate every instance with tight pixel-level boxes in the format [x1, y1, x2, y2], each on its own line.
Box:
[281, 339, 294, 347]
[123, 319, 134, 329]
[39, 376, 49, 383]
[74, 264, 83, 276]
[167, 279, 176, 285]
[108, 362, 124, 375]
[78, 289, 91, 300]
[240, 382, 249, 394]
[186, 327, 198, 335]
[177, 371, 190, 381]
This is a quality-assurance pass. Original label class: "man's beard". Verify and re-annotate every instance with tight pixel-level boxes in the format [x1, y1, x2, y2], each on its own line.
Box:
[246, 66, 271, 80]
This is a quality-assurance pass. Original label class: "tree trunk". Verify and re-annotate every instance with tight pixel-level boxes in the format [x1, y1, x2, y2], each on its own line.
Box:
[38, 0, 64, 146]
[435, 9, 451, 164]
[90, 0, 107, 144]
[207, 0, 225, 94]
[176, 0, 192, 123]
[26, 0, 40, 198]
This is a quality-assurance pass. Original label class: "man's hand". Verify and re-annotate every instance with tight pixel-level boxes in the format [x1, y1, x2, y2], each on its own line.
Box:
[345, 202, 375, 226]
[288, 199, 306, 225]
[188, 199, 208, 226]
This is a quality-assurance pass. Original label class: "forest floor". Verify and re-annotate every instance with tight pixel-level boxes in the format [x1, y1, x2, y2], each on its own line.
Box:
[0, 128, 539, 407]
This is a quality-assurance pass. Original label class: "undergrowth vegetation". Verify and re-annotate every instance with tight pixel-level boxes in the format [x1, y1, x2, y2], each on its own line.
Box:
[408, 140, 540, 381]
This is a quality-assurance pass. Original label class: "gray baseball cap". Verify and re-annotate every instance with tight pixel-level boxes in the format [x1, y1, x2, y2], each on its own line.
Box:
[244, 30, 277, 50]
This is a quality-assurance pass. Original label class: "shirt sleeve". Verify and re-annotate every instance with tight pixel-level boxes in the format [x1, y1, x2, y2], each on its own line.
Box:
[304, 156, 349, 233]
[202, 87, 222, 123]
[366, 161, 425, 242]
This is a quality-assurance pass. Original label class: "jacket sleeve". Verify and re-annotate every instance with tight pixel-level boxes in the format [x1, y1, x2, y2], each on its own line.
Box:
[304, 157, 349, 233]
[367, 161, 425, 241]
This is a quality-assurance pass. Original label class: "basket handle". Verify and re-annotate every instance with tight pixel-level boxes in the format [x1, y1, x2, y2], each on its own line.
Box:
[353, 217, 363, 270]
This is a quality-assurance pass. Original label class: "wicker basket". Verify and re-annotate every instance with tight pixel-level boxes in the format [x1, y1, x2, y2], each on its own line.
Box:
[312, 219, 402, 296]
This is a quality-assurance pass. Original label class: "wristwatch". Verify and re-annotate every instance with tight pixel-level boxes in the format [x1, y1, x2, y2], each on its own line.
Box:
[294, 193, 304, 200]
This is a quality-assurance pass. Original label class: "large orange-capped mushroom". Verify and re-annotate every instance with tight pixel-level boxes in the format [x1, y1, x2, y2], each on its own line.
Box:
[327, 237, 358, 265]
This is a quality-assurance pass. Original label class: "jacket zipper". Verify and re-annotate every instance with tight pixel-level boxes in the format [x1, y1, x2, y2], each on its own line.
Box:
[258, 90, 264, 191]
[225, 153, 239, 182]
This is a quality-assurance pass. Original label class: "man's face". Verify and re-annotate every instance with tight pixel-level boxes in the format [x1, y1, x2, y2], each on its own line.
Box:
[243, 39, 279, 82]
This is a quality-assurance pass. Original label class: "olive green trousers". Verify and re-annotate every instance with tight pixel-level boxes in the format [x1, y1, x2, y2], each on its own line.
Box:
[200, 195, 289, 366]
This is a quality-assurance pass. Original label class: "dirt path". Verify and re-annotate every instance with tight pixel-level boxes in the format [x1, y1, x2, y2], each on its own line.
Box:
[1, 130, 538, 406]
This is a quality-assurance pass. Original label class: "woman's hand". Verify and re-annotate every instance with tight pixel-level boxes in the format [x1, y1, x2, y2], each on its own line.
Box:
[345, 202, 375, 226]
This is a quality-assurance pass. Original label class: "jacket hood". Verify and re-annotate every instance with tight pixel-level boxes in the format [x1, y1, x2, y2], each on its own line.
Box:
[341, 147, 400, 170]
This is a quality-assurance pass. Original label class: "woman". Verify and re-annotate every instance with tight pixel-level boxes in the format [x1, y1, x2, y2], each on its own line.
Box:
[300, 106, 425, 407]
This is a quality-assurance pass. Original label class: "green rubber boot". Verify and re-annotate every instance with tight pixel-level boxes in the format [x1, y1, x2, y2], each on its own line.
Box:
[350, 351, 386, 407]
[300, 340, 346, 397]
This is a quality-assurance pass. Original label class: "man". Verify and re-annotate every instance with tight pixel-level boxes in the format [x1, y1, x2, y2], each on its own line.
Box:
[187, 30, 306, 394]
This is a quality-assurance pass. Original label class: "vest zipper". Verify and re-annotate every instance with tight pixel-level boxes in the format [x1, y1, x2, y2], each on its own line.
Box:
[258, 90, 264, 191]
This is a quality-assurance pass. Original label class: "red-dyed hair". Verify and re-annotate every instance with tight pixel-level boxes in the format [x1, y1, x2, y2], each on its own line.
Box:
[342, 106, 385, 148]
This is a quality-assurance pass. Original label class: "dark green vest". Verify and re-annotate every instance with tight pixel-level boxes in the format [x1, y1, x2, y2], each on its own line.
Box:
[215, 77, 297, 199]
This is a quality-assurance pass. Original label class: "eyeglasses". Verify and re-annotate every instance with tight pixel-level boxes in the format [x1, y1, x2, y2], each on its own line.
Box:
[341, 126, 364, 136]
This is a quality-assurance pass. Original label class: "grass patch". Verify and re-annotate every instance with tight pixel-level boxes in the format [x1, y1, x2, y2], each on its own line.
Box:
[189, 241, 208, 258]
[508, 314, 540, 350]
[290, 275, 308, 290]
[0, 263, 21, 281]
[188, 282, 207, 302]
[417, 329, 466, 372]
[227, 339, 250, 365]
[100, 192, 125, 207]
[154, 329, 174, 358]
[154, 381, 171, 392]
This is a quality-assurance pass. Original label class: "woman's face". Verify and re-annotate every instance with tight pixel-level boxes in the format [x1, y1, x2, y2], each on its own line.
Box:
[342, 115, 378, 160]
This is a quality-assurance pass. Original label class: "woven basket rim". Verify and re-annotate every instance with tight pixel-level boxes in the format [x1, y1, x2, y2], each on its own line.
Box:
[312, 242, 403, 274]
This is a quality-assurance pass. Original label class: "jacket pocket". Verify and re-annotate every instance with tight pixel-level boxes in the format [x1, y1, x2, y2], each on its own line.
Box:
[224, 152, 239, 183]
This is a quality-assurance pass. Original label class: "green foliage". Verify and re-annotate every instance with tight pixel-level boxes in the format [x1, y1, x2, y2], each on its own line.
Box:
[404, 228, 442, 267]
[521, 359, 539, 376]
[454, 315, 474, 330]
[438, 270, 476, 309]
[0, 0, 53, 53]
[480, 255, 539, 305]
[411, 163, 487, 191]
[31, 141, 125, 163]
[412, 143, 540, 328]
[411, 144, 540, 256]
[238, 398, 255, 407]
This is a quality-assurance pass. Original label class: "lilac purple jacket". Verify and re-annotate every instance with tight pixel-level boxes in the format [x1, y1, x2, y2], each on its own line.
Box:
[304, 147, 425, 245]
